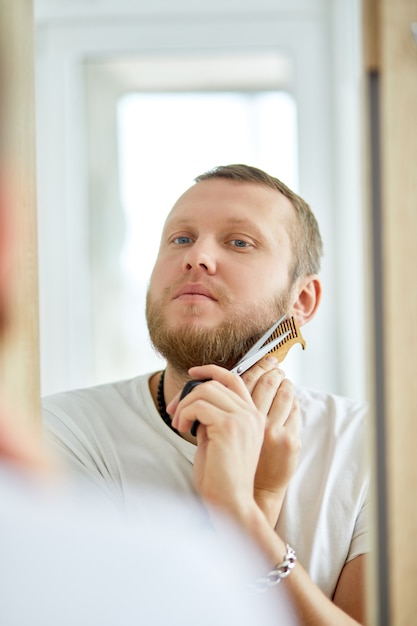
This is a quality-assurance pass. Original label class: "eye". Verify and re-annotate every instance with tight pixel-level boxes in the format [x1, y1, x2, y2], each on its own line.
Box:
[173, 235, 193, 245]
[231, 239, 250, 248]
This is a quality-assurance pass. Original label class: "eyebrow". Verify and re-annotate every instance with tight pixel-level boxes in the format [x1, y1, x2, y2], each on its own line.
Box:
[165, 215, 265, 237]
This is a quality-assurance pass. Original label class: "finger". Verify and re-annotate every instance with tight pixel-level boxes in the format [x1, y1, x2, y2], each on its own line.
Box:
[172, 378, 266, 437]
[282, 395, 301, 437]
[269, 397, 302, 458]
[267, 380, 300, 432]
[240, 356, 282, 394]
[250, 367, 287, 415]
[172, 398, 228, 434]
[165, 373, 228, 416]
[187, 364, 253, 402]
[170, 379, 245, 433]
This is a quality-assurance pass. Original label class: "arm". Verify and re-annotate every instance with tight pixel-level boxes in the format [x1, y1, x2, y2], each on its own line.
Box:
[238, 503, 366, 625]
[170, 364, 367, 626]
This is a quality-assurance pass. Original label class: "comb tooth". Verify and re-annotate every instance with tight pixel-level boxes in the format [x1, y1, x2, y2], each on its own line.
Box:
[238, 316, 306, 364]
[265, 316, 306, 363]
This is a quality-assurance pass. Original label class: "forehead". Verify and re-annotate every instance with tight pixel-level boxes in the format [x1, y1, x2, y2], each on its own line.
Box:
[165, 178, 296, 232]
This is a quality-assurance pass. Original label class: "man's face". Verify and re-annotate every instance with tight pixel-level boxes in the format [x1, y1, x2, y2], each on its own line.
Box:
[146, 178, 298, 374]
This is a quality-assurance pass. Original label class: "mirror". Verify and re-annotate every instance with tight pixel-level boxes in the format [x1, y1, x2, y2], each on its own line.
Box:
[33, 0, 374, 623]
[6, 0, 417, 622]
[34, 0, 366, 402]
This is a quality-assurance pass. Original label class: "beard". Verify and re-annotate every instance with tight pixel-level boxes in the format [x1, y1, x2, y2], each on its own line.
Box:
[146, 285, 293, 376]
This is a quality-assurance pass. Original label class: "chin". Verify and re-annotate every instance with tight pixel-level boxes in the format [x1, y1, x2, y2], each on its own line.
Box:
[169, 305, 219, 324]
[174, 317, 220, 331]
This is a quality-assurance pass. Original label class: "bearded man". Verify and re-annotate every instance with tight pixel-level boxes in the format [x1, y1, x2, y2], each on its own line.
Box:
[43, 164, 369, 626]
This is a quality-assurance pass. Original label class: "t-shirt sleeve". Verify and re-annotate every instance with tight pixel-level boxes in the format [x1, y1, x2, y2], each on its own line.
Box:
[43, 400, 123, 505]
[347, 493, 371, 562]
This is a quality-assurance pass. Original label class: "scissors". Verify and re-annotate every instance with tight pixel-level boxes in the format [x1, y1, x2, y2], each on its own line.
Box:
[179, 314, 292, 436]
[230, 314, 291, 374]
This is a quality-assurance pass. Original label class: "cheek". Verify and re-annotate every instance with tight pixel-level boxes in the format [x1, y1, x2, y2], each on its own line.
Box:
[148, 256, 175, 295]
[257, 258, 291, 288]
[238, 267, 291, 306]
[232, 261, 274, 287]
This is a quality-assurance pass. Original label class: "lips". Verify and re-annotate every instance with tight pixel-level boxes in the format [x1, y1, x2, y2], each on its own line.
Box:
[172, 283, 218, 301]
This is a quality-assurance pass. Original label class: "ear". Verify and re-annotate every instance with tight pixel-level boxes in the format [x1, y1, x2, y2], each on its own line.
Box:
[290, 275, 322, 326]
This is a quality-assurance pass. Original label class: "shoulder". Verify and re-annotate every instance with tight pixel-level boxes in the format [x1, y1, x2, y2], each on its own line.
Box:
[40, 373, 159, 484]
[41, 373, 155, 434]
[42, 373, 152, 411]
[294, 385, 369, 486]
[296, 386, 367, 434]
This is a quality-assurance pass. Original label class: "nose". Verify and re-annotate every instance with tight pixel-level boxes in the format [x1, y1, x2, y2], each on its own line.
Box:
[182, 239, 216, 274]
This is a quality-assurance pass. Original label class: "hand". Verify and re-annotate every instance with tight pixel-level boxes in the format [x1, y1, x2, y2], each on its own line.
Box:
[169, 365, 266, 519]
[241, 358, 301, 527]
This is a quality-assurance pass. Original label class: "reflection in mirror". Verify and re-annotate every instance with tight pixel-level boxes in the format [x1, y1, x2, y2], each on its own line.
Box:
[34, 1, 373, 624]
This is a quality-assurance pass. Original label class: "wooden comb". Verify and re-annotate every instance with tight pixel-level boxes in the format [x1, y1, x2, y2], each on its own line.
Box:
[252, 315, 306, 363]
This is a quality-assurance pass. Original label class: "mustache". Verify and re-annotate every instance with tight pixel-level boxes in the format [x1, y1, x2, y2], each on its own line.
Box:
[160, 276, 231, 305]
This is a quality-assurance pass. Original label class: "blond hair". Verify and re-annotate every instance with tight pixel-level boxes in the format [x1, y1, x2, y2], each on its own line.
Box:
[195, 164, 323, 280]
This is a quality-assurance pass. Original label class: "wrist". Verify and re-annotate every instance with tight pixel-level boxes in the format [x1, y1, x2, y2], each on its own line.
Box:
[254, 487, 286, 527]
[249, 543, 297, 592]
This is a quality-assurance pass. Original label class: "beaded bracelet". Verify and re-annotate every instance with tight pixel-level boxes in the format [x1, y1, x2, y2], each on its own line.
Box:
[249, 544, 297, 592]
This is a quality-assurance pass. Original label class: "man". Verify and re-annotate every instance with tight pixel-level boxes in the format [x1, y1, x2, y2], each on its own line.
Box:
[43, 164, 369, 625]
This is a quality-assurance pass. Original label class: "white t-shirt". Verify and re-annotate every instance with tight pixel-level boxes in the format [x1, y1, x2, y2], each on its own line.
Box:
[43, 373, 370, 599]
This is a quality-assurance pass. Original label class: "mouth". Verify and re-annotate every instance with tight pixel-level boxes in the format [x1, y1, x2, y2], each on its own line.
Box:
[172, 283, 218, 301]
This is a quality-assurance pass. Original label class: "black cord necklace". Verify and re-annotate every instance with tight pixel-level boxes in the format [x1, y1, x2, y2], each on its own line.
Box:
[156, 370, 180, 435]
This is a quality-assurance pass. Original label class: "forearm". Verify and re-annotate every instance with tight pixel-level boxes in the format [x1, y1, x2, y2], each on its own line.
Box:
[231, 504, 365, 626]
[254, 487, 286, 528]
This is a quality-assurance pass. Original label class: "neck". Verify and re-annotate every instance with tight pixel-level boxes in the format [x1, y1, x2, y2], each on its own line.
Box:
[150, 368, 197, 444]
